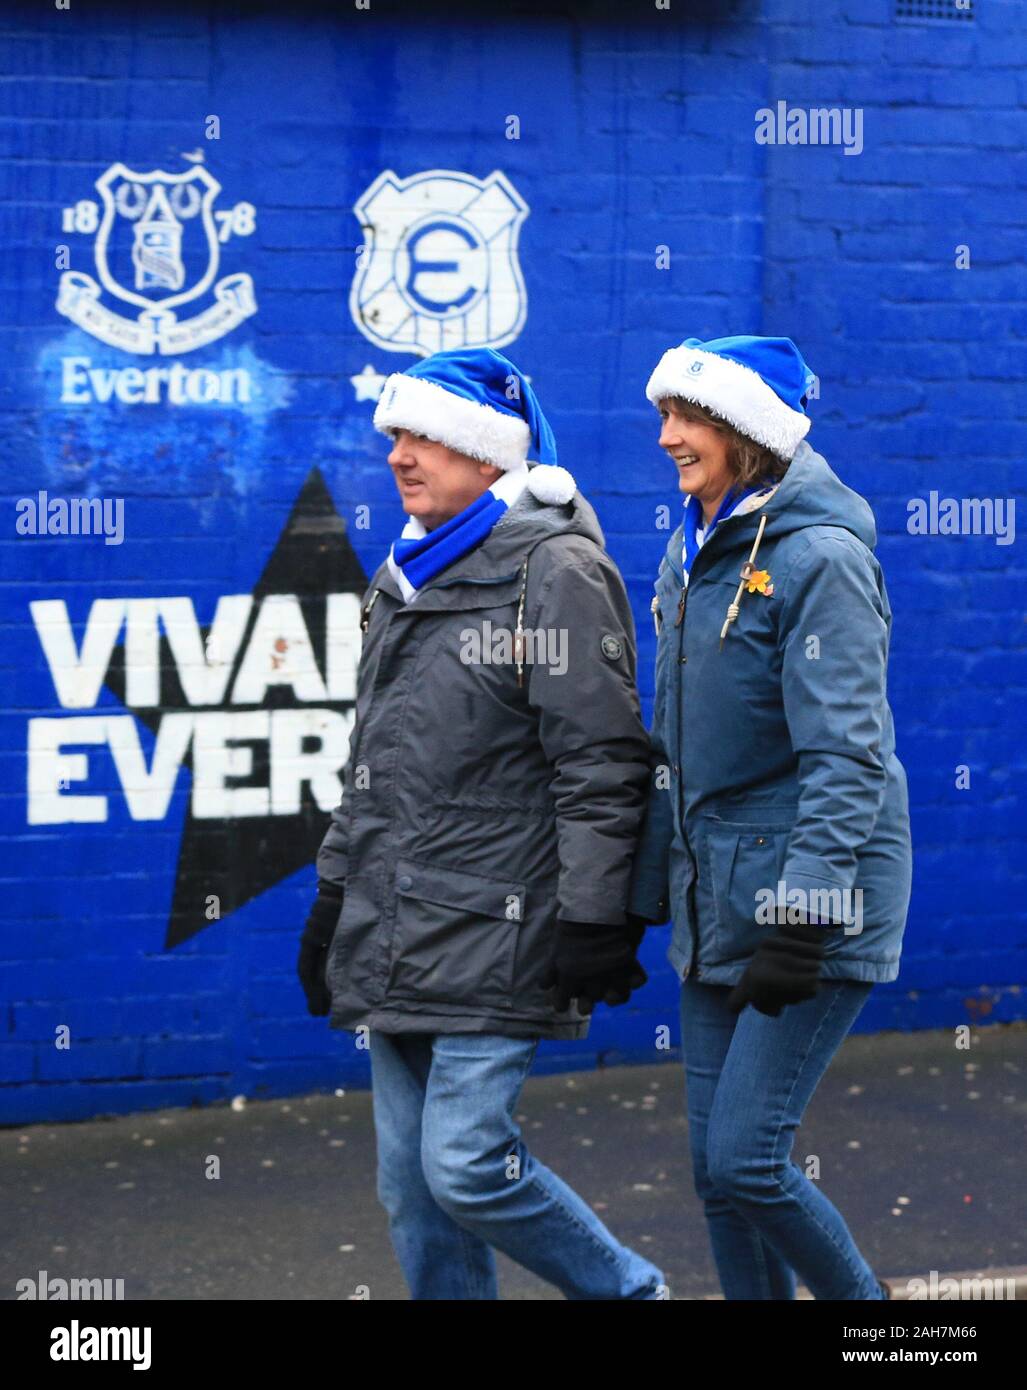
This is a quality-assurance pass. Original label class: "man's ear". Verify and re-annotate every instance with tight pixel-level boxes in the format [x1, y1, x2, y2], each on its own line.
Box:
[479, 463, 504, 484]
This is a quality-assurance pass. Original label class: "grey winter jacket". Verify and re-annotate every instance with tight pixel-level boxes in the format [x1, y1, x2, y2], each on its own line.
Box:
[628, 441, 912, 985]
[317, 485, 650, 1040]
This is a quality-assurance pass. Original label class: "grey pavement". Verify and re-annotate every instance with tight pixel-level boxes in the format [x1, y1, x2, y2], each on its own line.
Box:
[2, 1023, 1024, 1301]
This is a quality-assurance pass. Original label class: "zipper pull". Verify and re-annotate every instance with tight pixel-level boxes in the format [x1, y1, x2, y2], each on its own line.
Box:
[675, 585, 686, 627]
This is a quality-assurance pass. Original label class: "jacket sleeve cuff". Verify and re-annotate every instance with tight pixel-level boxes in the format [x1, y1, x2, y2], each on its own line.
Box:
[626, 885, 669, 925]
[777, 862, 860, 928]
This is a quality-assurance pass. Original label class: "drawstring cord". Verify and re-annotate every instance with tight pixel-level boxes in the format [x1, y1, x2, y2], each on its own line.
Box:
[359, 588, 380, 633]
[360, 557, 531, 684]
[719, 513, 768, 650]
[514, 555, 529, 687]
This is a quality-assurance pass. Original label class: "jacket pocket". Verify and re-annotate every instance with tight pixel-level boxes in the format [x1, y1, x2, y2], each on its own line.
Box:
[386, 857, 526, 1007]
[703, 825, 792, 962]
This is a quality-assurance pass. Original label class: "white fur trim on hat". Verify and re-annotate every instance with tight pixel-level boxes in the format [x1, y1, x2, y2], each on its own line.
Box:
[373, 372, 531, 471]
[645, 346, 811, 461]
[526, 464, 576, 505]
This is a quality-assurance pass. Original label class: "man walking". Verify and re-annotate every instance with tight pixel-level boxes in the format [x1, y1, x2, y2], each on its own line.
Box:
[297, 348, 664, 1300]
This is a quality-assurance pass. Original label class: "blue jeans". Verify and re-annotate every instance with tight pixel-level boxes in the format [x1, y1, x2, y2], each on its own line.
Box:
[368, 1030, 667, 1300]
[680, 974, 885, 1300]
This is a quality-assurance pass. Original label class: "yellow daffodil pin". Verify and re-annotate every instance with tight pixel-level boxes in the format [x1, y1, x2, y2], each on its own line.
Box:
[745, 568, 774, 597]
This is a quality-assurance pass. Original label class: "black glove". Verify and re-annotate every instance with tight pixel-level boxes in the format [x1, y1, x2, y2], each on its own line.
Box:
[297, 887, 343, 1016]
[626, 912, 657, 937]
[727, 921, 827, 1018]
[544, 918, 648, 1015]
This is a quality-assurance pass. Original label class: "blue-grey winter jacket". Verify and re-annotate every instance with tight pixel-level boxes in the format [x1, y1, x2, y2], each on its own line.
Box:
[628, 440, 912, 985]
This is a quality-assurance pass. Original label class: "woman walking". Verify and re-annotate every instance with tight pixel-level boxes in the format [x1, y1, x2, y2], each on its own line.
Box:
[628, 334, 912, 1300]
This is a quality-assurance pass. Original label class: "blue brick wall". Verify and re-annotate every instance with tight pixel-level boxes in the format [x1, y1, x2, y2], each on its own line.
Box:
[1, 0, 1024, 1125]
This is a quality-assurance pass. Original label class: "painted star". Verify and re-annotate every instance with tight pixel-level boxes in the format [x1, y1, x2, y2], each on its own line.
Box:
[102, 467, 368, 949]
[350, 364, 387, 401]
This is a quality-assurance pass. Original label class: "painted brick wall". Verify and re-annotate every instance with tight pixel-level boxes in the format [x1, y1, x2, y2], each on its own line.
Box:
[1, 0, 1023, 1124]
[759, 0, 1027, 1033]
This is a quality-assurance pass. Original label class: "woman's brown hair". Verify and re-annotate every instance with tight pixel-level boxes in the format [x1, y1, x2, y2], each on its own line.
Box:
[664, 397, 790, 489]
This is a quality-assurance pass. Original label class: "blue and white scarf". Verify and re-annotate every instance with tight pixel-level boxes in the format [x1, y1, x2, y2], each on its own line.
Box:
[387, 462, 529, 602]
[681, 483, 775, 586]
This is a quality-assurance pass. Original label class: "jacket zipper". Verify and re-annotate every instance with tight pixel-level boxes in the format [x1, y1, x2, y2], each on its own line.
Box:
[665, 564, 699, 978]
[664, 510, 766, 977]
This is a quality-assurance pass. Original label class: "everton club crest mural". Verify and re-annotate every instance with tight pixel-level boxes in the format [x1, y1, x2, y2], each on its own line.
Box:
[349, 167, 529, 358]
[57, 162, 258, 357]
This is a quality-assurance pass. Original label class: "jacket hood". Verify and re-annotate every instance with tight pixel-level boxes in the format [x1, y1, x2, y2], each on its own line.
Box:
[762, 441, 877, 547]
[494, 483, 605, 549]
[460, 484, 605, 575]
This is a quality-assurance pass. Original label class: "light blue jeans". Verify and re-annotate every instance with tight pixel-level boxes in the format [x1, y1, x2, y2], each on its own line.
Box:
[680, 974, 885, 1299]
[368, 1030, 666, 1300]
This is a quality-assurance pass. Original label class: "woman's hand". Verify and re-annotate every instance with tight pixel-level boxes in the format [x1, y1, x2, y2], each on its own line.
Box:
[726, 921, 827, 1018]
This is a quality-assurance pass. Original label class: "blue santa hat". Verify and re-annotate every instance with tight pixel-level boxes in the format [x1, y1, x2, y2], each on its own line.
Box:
[373, 348, 576, 505]
[645, 335, 816, 461]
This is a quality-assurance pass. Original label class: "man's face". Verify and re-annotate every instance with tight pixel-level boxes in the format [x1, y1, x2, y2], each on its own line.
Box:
[387, 429, 502, 530]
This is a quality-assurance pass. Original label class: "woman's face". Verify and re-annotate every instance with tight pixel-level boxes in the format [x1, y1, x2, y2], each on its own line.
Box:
[657, 398, 734, 514]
